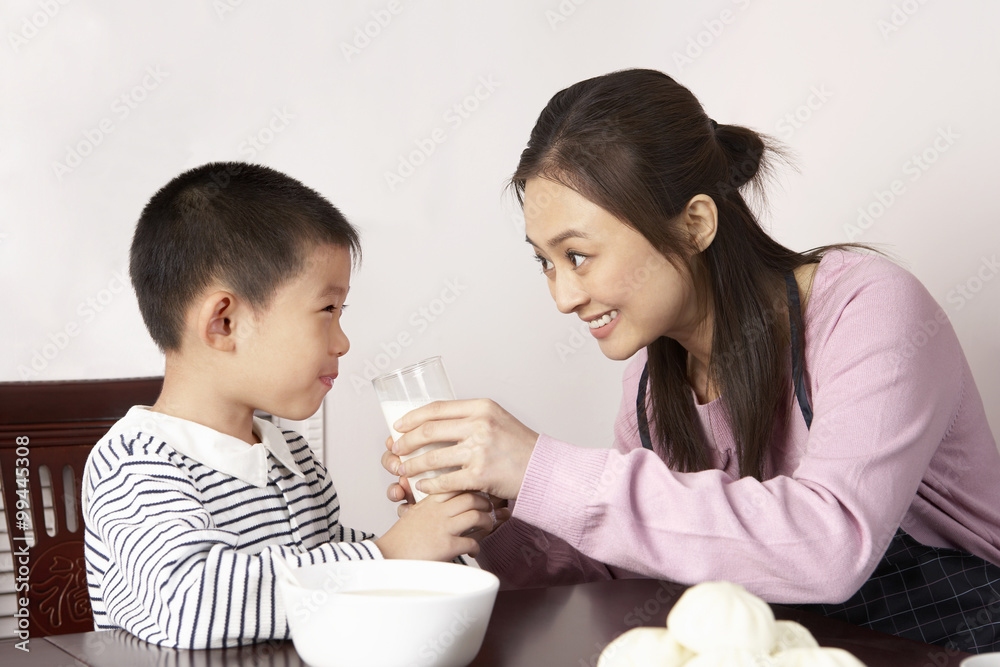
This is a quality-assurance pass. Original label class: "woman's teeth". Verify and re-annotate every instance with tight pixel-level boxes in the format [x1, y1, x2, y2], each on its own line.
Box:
[589, 310, 619, 329]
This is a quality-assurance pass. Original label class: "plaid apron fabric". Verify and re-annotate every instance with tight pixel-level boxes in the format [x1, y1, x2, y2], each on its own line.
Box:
[634, 272, 1000, 653]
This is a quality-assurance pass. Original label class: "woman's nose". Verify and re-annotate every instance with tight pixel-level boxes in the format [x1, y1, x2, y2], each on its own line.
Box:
[550, 272, 589, 314]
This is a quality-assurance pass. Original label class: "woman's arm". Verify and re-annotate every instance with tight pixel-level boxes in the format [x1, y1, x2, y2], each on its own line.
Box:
[508, 260, 972, 603]
[392, 258, 983, 602]
[386, 359, 649, 589]
[475, 514, 620, 589]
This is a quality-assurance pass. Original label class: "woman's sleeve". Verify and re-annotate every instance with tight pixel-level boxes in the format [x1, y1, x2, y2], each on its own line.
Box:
[507, 263, 967, 603]
[475, 358, 648, 589]
[474, 516, 617, 589]
[85, 443, 381, 649]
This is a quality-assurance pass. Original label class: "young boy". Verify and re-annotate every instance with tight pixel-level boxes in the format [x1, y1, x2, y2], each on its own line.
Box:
[82, 162, 493, 649]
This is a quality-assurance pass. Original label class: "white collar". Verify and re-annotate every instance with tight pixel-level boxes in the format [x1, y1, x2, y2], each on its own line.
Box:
[120, 406, 306, 488]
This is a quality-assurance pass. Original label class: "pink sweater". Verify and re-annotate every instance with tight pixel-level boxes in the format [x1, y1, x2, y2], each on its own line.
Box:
[477, 251, 1000, 603]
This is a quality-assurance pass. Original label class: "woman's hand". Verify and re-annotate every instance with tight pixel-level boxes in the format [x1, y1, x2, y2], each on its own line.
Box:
[381, 398, 538, 501]
[382, 449, 514, 535]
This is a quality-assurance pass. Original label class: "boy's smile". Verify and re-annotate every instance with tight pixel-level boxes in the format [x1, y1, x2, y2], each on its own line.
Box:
[237, 243, 352, 421]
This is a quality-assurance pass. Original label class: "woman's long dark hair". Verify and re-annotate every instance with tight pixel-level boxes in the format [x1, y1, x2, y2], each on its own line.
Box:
[509, 68, 849, 481]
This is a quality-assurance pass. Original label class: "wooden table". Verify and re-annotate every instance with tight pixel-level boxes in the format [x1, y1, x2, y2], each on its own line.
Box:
[0, 578, 973, 666]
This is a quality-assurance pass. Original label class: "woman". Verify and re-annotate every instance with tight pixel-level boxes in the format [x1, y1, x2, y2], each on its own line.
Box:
[381, 69, 1000, 652]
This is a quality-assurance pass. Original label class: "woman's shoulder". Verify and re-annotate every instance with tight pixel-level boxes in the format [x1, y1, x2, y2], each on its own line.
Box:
[809, 248, 939, 322]
[815, 247, 916, 286]
[806, 248, 963, 372]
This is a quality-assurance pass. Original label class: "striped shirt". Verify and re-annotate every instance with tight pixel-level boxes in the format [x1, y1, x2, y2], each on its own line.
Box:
[82, 406, 381, 649]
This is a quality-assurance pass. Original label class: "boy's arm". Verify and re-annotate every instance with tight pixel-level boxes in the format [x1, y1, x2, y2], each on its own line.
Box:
[310, 452, 377, 545]
[85, 442, 380, 650]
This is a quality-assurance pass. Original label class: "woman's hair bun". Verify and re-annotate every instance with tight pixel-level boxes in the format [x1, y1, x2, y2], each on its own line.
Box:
[714, 123, 767, 192]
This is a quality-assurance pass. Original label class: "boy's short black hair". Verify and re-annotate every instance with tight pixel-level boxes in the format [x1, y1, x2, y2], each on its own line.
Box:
[130, 162, 361, 351]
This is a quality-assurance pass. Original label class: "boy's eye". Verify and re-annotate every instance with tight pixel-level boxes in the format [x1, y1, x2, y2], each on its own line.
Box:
[324, 304, 347, 313]
[534, 254, 553, 272]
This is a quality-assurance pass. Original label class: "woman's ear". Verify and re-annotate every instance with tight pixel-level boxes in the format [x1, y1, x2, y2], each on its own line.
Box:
[684, 194, 718, 253]
[197, 291, 239, 351]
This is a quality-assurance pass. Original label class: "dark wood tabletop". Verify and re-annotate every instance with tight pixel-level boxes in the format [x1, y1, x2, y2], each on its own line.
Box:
[0, 578, 974, 666]
[472, 579, 972, 666]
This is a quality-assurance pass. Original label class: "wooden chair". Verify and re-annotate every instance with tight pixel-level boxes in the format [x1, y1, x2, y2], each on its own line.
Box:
[0, 377, 162, 638]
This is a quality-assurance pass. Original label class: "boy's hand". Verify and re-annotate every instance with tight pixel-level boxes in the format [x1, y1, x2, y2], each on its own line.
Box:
[374, 491, 495, 561]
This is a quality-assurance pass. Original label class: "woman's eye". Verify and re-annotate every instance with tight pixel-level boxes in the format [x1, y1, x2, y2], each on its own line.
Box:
[324, 304, 347, 314]
[567, 251, 586, 268]
[534, 254, 553, 272]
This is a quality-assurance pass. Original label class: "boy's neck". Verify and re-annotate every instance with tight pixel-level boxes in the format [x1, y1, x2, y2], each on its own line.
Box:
[152, 357, 258, 445]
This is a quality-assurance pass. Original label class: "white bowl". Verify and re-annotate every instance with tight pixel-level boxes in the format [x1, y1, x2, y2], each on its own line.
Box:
[962, 654, 1000, 666]
[274, 558, 499, 667]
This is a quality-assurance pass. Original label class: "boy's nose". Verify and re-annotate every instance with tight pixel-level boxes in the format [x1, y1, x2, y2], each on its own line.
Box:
[331, 326, 350, 357]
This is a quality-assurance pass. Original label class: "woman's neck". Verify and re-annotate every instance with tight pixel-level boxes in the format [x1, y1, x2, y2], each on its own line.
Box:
[677, 302, 717, 404]
[686, 354, 718, 404]
[681, 263, 818, 405]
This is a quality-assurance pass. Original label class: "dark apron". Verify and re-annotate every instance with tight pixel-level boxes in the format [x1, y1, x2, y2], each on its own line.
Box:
[635, 272, 1000, 653]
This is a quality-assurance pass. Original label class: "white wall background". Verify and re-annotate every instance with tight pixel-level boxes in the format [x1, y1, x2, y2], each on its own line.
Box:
[2, 0, 998, 536]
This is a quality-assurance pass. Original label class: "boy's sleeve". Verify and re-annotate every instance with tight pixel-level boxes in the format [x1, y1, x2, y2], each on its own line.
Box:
[84, 441, 380, 649]
[308, 450, 377, 546]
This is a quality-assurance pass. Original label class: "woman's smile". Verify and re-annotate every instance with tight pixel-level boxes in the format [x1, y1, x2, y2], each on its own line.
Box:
[586, 309, 620, 338]
[523, 177, 706, 362]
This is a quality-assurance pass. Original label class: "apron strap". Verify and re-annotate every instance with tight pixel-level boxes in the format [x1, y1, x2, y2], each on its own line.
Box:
[780, 273, 1000, 652]
[635, 272, 812, 450]
[785, 272, 813, 430]
[633, 269, 1000, 651]
[637, 363, 653, 450]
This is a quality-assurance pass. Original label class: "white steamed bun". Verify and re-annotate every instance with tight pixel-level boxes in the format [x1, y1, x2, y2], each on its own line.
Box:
[596, 627, 692, 667]
[771, 620, 820, 653]
[667, 581, 776, 654]
[684, 648, 771, 666]
[598, 582, 868, 667]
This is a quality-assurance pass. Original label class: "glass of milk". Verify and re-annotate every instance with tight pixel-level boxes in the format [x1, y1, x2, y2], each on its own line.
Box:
[372, 356, 461, 502]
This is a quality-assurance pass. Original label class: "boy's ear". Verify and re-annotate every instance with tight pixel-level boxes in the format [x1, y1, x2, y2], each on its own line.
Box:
[196, 291, 240, 351]
[684, 194, 719, 253]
